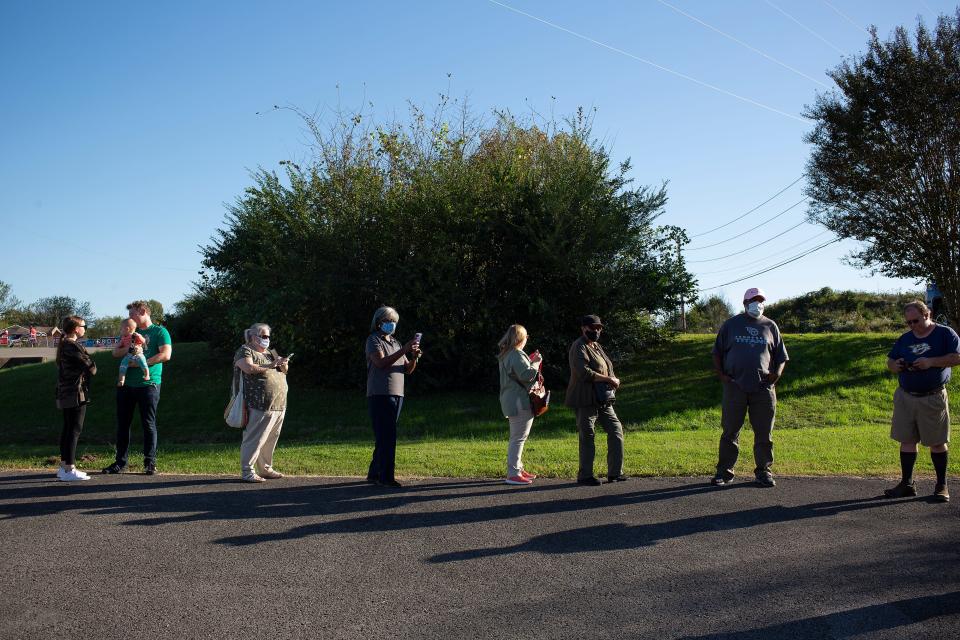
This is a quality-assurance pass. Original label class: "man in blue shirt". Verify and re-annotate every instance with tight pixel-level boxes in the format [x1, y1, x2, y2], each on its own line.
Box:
[885, 300, 960, 502]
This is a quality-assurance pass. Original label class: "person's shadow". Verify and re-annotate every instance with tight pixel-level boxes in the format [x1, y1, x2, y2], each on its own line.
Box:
[677, 590, 960, 639]
[427, 494, 909, 563]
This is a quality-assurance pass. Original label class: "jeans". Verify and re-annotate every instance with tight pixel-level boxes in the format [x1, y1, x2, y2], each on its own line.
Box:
[59, 404, 87, 465]
[114, 384, 161, 467]
[368, 395, 403, 482]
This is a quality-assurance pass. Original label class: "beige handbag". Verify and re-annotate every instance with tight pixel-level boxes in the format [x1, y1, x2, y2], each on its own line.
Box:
[224, 369, 248, 429]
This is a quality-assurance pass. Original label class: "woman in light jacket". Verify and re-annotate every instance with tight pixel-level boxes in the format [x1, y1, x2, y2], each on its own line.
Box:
[497, 324, 542, 485]
[234, 323, 290, 482]
[55, 315, 97, 481]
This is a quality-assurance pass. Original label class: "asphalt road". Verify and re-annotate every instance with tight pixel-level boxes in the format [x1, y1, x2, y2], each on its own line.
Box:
[1, 472, 958, 640]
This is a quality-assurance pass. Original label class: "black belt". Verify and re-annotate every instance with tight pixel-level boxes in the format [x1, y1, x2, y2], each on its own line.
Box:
[903, 386, 945, 397]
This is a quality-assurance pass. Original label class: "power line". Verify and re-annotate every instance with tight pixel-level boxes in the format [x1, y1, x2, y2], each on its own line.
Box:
[690, 176, 803, 238]
[763, 0, 847, 56]
[686, 219, 812, 263]
[655, 0, 831, 88]
[698, 238, 842, 291]
[820, 0, 870, 37]
[485, 0, 807, 123]
[685, 198, 806, 250]
[695, 229, 833, 275]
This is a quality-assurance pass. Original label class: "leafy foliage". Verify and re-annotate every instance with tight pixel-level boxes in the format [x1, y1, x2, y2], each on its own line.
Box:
[3, 295, 92, 329]
[191, 104, 695, 389]
[679, 294, 736, 334]
[765, 287, 924, 333]
[804, 11, 960, 324]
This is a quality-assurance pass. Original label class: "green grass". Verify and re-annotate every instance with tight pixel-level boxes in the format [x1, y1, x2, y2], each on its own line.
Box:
[2, 335, 957, 477]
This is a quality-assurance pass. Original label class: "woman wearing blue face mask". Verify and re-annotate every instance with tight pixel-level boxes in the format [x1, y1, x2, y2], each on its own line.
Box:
[365, 306, 421, 487]
[234, 322, 290, 482]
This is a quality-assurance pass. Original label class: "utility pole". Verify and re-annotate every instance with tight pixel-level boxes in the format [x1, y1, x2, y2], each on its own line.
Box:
[676, 236, 687, 331]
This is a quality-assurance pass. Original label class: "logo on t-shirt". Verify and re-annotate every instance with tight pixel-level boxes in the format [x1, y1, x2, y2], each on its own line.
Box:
[909, 343, 932, 356]
[735, 325, 766, 346]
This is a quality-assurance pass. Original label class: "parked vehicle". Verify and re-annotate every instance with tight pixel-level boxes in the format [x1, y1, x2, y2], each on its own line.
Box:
[926, 282, 950, 326]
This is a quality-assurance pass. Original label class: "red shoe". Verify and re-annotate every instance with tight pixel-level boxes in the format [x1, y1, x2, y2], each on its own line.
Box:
[520, 470, 537, 480]
[505, 475, 533, 485]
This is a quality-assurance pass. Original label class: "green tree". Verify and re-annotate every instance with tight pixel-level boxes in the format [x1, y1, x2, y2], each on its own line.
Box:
[0, 281, 21, 323]
[195, 104, 695, 388]
[804, 11, 960, 324]
[88, 315, 127, 338]
[684, 295, 735, 334]
[22, 296, 92, 329]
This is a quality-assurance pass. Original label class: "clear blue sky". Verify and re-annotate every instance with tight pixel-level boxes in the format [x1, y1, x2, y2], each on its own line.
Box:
[2, 1, 952, 318]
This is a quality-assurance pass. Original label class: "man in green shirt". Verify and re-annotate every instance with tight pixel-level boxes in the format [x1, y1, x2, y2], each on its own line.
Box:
[102, 300, 172, 475]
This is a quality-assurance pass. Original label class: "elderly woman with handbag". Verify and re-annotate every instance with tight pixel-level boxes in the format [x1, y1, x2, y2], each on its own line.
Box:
[55, 316, 97, 481]
[497, 324, 543, 485]
[233, 323, 290, 483]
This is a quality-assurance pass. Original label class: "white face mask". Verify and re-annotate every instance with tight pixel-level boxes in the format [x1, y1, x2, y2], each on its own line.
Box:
[257, 337, 270, 349]
[746, 301, 764, 318]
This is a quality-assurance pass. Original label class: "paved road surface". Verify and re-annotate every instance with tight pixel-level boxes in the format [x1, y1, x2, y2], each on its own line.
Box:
[1, 472, 958, 639]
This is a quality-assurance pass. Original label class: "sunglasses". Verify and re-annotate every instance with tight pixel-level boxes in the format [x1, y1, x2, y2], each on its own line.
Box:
[259, 334, 270, 339]
[905, 318, 924, 326]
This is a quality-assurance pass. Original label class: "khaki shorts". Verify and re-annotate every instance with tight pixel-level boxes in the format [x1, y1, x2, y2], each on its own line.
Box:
[891, 387, 950, 446]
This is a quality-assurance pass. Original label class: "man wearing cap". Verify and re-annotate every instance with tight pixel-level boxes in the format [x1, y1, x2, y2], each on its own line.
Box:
[711, 287, 788, 487]
[883, 300, 960, 502]
[565, 314, 627, 486]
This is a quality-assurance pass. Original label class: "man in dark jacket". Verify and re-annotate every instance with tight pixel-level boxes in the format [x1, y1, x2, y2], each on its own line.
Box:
[565, 315, 627, 486]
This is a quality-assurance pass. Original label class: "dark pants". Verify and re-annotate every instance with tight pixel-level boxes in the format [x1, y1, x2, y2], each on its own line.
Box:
[575, 404, 625, 480]
[717, 382, 776, 479]
[59, 404, 87, 465]
[114, 384, 161, 467]
[367, 395, 403, 482]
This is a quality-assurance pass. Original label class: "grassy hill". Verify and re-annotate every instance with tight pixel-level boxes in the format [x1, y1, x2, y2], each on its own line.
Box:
[1, 336, 957, 478]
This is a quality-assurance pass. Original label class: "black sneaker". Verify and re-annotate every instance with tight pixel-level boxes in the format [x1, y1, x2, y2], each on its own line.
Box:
[607, 474, 630, 482]
[577, 476, 603, 486]
[755, 473, 776, 488]
[380, 479, 402, 488]
[883, 481, 917, 498]
[102, 463, 126, 474]
[144, 462, 157, 476]
[711, 475, 734, 486]
[933, 484, 950, 503]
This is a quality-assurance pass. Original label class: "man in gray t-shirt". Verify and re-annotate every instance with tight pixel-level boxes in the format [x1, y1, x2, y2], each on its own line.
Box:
[711, 287, 788, 487]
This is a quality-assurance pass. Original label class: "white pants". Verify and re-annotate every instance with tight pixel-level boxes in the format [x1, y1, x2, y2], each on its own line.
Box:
[506, 397, 534, 477]
[240, 408, 285, 477]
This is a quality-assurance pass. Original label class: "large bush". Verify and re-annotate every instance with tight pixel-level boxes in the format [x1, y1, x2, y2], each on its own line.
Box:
[193, 105, 695, 389]
[765, 287, 924, 333]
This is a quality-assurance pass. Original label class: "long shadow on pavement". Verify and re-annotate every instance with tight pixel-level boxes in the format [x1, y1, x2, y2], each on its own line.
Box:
[212, 482, 769, 547]
[427, 494, 912, 563]
[678, 590, 960, 639]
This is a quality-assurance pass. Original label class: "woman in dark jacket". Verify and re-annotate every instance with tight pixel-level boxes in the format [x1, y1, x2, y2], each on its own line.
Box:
[55, 315, 97, 481]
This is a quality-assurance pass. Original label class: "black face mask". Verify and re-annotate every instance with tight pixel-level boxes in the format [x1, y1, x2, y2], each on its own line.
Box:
[585, 329, 600, 342]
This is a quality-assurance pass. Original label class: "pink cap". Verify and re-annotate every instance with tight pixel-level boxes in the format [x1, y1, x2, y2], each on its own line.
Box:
[743, 287, 767, 302]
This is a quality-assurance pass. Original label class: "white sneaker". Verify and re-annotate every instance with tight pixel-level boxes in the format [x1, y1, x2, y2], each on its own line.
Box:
[57, 467, 90, 482]
[75, 469, 90, 479]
